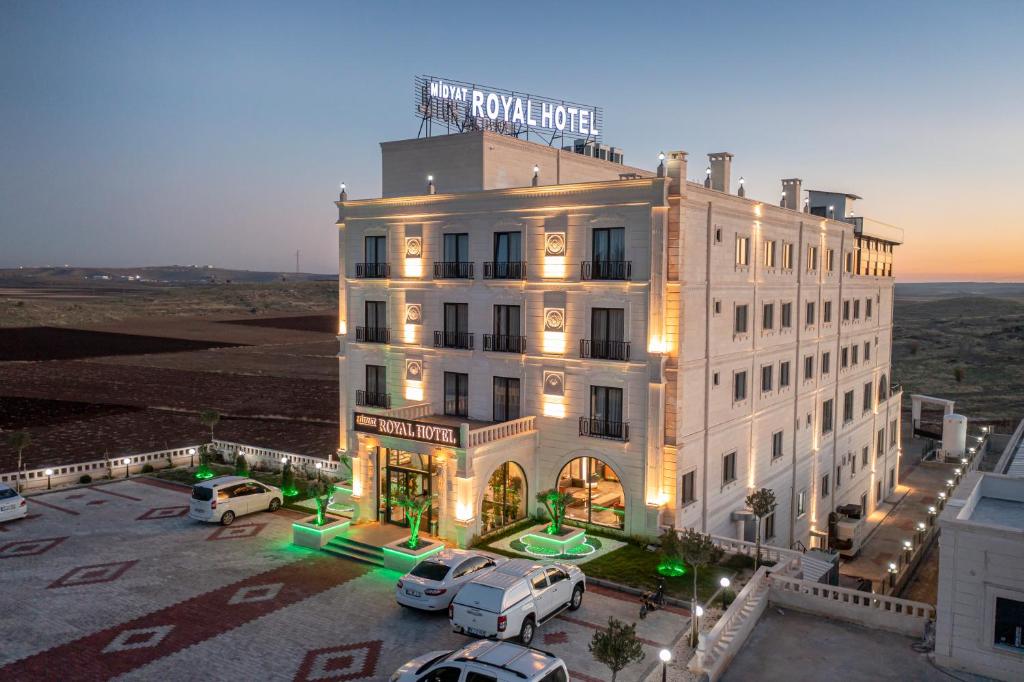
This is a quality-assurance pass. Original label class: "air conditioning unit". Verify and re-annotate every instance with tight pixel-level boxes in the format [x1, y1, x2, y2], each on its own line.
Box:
[828, 507, 868, 558]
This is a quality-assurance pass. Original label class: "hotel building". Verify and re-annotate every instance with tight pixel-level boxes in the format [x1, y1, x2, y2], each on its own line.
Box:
[335, 130, 904, 549]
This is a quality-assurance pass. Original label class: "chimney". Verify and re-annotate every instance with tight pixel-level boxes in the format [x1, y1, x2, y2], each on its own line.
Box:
[781, 178, 802, 210]
[708, 153, 733, 193]
[666, 150, 687, 195]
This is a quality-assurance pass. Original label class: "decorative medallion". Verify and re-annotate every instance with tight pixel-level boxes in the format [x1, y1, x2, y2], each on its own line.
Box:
[405, 304, 421, 325]
[543, 371, 564, 397]
[405, 359, 422, 381]
[544, 232, 566, 257]
[543, 308, 565, 332]
[405, 237, 422, 258]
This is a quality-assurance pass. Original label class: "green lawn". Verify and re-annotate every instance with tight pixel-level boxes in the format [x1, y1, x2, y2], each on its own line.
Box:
[149, 464, 316, 505]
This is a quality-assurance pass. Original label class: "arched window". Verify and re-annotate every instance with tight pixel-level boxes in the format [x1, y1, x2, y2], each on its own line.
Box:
[879, 374, 889, 401]
[482, 462, 527, 534]
[556, 456, 625, 529]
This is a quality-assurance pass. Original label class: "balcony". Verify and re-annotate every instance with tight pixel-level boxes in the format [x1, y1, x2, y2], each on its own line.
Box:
[581, 260, 631, 281]
[579, 339, 631, 361]
[483, 334, 526, 353]
[434, 261, 474, 279]
[355, 326, 390, 343]
[483, 261, 526, 280]
[579, 417, 629, 442]
[434, 330, 474, 350]
[354, 262, 390, 279]
[355, 390, 391, 409]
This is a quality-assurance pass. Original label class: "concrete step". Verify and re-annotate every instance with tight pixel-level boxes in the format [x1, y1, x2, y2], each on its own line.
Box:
[323, 536, 386, 567]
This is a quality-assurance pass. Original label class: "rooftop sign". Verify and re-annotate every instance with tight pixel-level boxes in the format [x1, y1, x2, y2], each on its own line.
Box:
[415, 75, 602, 144]
[354, 411, 460, 447]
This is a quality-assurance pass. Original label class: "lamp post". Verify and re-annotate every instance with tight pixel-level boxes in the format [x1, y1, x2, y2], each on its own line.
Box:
[888, 562, 898, 589]
[937, 491, 947, 510]
[719, 577, 731, 609]
[188, 447, 196, 467]
[123, 457, 131, 479]
[916, 521, 927, 543]
[659, 648, 671, 682]
[45, 468, 53, 490]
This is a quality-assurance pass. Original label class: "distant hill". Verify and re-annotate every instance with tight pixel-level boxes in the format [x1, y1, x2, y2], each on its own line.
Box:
[0, 266, 336, 285]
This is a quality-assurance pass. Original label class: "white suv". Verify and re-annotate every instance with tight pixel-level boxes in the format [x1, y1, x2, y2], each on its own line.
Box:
[391, 640, 568, 682]
[450, 559, 585, 646]
[189, 476, 282, 525]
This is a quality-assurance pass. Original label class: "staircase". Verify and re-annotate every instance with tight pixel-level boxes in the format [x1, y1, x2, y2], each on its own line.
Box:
[707, 579, 770, 665]
[322, 535, 385, 568]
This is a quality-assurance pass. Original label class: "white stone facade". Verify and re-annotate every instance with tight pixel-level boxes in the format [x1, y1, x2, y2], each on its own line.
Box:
[336, 131, 902, 549]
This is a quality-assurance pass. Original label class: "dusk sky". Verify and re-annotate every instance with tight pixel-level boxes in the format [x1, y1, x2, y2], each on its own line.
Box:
[2, 1, 1021, 281]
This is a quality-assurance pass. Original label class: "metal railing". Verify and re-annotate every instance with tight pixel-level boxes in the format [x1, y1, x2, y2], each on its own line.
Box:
[355, 390, 391, 409]
[482, 261, 526, 280]
[354, 262, 390, 278]
[579, 417, 629, 442]
[355, 326, 390, 343]
[581, 260, 631, 281]
[434, 330, 474, 350]
[434, 261, 474, 279]
[579, 338, 630, 361]
[483, 334, 526, 353]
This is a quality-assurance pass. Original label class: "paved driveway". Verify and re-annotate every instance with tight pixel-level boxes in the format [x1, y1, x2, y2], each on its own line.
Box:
[0, 479, 685, 681]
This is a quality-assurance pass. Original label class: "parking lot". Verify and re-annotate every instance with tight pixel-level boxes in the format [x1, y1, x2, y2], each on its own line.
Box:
[0, 478, 687, 681]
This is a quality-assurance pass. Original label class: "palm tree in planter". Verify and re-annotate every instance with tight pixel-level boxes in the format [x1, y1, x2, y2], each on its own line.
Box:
[678, 528, 723, 646]
[5, 430, 30, 493]
[536, 488, 572, 535]
[395, 493, 432, 549]
[279, 461, 298, 497]
[307, 475, 333, 526]
[194, 444, 215, 480]
[745, 487, 777, 570]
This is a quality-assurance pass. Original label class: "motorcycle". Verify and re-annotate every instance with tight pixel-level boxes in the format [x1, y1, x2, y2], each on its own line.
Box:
[639, 576, 667, 619]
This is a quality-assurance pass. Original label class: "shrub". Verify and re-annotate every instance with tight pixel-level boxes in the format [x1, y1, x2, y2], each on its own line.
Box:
[141, 464, 154, 474]
[79, 474, 92, 484]
[234, 455, 249, 476]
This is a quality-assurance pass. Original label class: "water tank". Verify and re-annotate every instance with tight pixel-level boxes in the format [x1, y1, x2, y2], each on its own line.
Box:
[941, 413, 968, 462]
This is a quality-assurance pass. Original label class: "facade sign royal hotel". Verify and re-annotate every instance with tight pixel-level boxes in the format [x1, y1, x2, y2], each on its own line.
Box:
[415, 75, 602, 141]
[353, 412, 460, 447]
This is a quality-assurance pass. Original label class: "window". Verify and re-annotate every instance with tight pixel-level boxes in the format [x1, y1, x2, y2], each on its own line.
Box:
[764, 512, 776, 540]
[734, 371, 748, 402]
[590, 386, 624, 431]
[364, 235, 386, 265]
[761, 365, 773, 392]
[822, 399, 834, 434]
[763, 303, 774, 330]
[823, 300, 832, 323]
[736, 236, 750, 266]
[735, 304, 749, 334]
[851, 455, 857, 476]
[845, 251, 853, 273]
[806, 301, 816, 325]
[843, 390, 854, 422]
[797, 489, 806, 517]
[862, 446, 869, 467]
[763, 240, 776, 268]
[681, 471, 696, 506]
[782, 242, 794, 269]
[440, 302, 470, 348]
[889, 466, 895, 490]
[863, 382, 873, 412]
[821, 351, 831, 375]
[589, 308, 627, 359]
[444, 372, 469, 417]
[364, 299, 387, 335]
[826, 248, 835, 272]
[841, 346, 849, 369]
[866, 298, 873, 318]
[592, 227, 626, 278]
[994, 597, 1024, 653]
[713, 371, 720, 386]
[715, 227, 722, 243]
[853, 299, 861, 320]
[864, 341, 871, 361]
[890, 420, 898, 446]
[490, 231, 523, 278]
[722, 452, 737, 486]
[492, 377, 521, 422]
[804, 355, 814, 380]
[780, 361, 791, 388]
[852, 344, 859, 365]
[714, 299, 722, 315]
[419, 666, 462, 682]
[772, 430, 784, 459]
[489, 304, 522, 352]
[807, 245, 818, 271]
[443, 232, 469, 263]
[843, 299, 851, 321]
[877, 479, 883, 504]
[821, 473, 830, 498]
[781, 302, 792, 329]
[878, 429, 886, 457]
[365, 364, 386, 401]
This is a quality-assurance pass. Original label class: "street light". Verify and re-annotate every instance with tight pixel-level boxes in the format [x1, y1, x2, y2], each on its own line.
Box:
[888, 562, 898, 588]
[122, 457, 131, 479]
[659, 648, 672, 682]
[720, 577, 731, 609]
[188, 447, 197, 467]
[45, 468, 53, 490]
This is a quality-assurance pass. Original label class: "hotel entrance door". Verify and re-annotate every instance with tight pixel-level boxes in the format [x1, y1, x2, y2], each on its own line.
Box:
[379, 449, 432, 530]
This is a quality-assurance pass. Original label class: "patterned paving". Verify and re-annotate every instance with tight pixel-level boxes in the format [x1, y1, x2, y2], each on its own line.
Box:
[136, 506, 188, 521]
[48, 560, 139, 589]
[294, 641, 383, 682]
[206, 522, 266, 541]
[0, 536, 68, 559]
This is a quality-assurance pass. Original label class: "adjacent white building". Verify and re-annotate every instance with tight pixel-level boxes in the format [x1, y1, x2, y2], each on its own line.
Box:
[335, 129, 903, 550]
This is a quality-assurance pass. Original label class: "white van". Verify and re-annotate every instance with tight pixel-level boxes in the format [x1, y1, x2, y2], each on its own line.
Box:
[390, 640, 568, 682]
[189, 476, 282, 525]
[449, 559, 585, 646]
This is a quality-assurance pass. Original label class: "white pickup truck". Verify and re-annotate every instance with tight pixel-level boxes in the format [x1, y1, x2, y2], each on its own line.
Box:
[449, 559, 585, 646]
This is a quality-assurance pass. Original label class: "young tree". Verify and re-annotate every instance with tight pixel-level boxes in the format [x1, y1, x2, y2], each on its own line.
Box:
[396, 494, 432, 548]
[307, 474, 333, 526]
[199, 409, 220, 442]
[5, 430, 30, 493]
[280, 461, 297, 496]
[234, 454, 249, 476]
[657, 525, 686, 576]
[678, 528, 724, 646]
[589, 617, 645, 682]
[745, 487, 778, 570]
[536, 489, 572, 534]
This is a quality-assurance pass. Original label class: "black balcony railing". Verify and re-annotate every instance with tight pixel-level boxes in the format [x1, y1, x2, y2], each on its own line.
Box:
[355, 390, 391, 409]
[579, 338, 631, 361]
[354, 262, 390, 279]
[579, 417, 629, 442]
[483, 261, 527, 280]
[483, 334, 526, 353]
[434, 330, 474, 350]
[355, 326, 390, 343]
[434, 261, 474, 279]
[581, 260, 631, 281]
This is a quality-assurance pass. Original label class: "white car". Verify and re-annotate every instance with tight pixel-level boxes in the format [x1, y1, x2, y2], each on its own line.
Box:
[188, 476, 282, 526]
[396, 549, 508, 611]
[450, 559, 585, 646]
[390, 639, 568, 682]
[0, 484, 28, 523]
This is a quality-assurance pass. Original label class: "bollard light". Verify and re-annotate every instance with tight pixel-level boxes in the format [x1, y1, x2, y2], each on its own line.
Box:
[45, 468, 53, 490]
[659, 648, 672, 682]
[695, 604, 704, 618]
[123, 457, 131, 479]
[719, 576, 731, 609]
[188, 447, 197, 467]
[917, 522, 927, 532]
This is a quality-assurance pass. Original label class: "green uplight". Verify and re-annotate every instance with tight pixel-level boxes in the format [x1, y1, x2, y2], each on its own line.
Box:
[382, 543, 445, 561]
[194, 468, 214, 480]
[657, 560, 686, 577]
[282, 487, 300, 498]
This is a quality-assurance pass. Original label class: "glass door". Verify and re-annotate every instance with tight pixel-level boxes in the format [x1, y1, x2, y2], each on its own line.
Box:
[379, 449, 432, 530]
